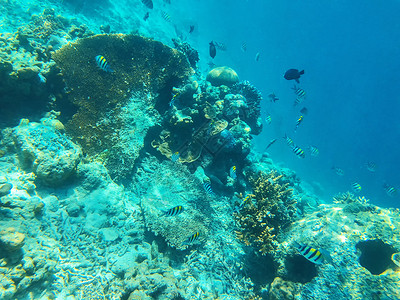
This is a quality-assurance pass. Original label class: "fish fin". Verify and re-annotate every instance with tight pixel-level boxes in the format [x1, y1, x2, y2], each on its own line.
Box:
[295, 78, 300, 83]
[320, 249, 333, 264]
[299, 70, 305, 75]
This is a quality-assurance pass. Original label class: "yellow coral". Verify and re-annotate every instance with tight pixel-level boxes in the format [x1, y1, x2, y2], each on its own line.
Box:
[234, 171, 295, 254]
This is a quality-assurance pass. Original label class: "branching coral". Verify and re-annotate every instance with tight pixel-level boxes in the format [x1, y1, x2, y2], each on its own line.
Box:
[234, 171, 296, 254]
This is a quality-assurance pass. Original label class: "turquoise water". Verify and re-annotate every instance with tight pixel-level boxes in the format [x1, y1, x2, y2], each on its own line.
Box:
[1, 1, 400, 299]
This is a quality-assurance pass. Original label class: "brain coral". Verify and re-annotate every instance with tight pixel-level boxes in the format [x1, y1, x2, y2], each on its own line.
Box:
[206, 66, 239, 87]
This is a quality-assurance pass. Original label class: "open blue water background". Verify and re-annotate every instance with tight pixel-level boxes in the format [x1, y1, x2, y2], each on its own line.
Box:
[62, 0, 400, 207]
[174, 0, 400, 207]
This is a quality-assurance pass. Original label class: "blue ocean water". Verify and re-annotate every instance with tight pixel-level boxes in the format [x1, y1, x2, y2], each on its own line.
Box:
[2, 1, 400, 299]
[179, 0, 400, 208]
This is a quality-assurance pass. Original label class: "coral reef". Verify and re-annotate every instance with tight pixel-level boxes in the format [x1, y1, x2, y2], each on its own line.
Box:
[10, 119, 82, 186]
[52, 33, 192, 179]
[0, 7, 94, 127]
[269, 193, 400, 300]
[151, 76, 264, 190]
[135, 156, 210, 250]
[231, 80, 263, 135]
[234, 171, 296, 254]
[172, 38, 200, 69]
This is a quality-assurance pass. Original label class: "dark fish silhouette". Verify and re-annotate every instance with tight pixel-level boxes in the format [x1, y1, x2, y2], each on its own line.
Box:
[300, 107, 308, 115]
[209, 41, 216, 59]
[284, 69, 304, 83]
[143, 12, 149, 21]
[189, 25, 195, 33]
[141, 0, 153, 9]
[265, 138, 277, 150]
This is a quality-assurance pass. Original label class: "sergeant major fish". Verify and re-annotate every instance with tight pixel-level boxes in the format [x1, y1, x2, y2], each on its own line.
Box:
[384, 184, 397, 197]
[352, 182, 362, 192]
[141, 0, 153, 9]
[292, 145, 305, 158]
[284, 134, 294, 146]
[95, 55, 114, 73]
[183, 232, 200, 244]
[203, 181, 215, 196]
[163, 205, 184, 217]
[308, 145, 319, 156]
[295, 115, 304, 131]
[293, 241, 333, 265]
[230, 166, 237, 179]
[292, 85, 306, 106]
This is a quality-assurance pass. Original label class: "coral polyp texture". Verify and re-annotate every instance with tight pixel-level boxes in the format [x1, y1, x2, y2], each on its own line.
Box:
[235, 171, 296, 254]
[52, 33, 192, 179]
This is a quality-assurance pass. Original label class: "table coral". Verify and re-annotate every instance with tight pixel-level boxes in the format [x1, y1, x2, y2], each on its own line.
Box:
[52, 33, 192, 179]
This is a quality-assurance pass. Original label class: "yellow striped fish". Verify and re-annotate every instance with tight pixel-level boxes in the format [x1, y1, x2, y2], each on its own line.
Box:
[184, 232, 200, 244]
[164, 205, 183, 217]
[352, 182, 362, 192]
[293, 242, 332, 265]
[95, 55, 114, 73]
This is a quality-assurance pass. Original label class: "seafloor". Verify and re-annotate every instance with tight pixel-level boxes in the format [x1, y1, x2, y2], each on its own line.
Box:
[1, 1, 400, 300]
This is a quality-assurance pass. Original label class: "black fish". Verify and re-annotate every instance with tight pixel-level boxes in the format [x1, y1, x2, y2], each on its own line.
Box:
[209, 41, 216, 59]
[141, 0, 153, 9]
[189, 25, 195, 33]
[284, 69, 304, 83]
[143, 12, 149, 21]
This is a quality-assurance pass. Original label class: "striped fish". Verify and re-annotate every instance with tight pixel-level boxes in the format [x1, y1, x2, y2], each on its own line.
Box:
[352, 182, 362, 192]
[293, 242, 332, 265]
[284, 134, 294, 146]
[230, 166, 237, 179]
[184, 232, 200, 244]
[164, 205, 184, 217]
[295, 115, 303, 131]
[366, 161, 377, 172]
[309, 145, 319, 156]
[265, 115, 272, 125]
[95, 55, 114, 73]
[171, 151, 180, 162]
[203, 182, 214, 196]
[141, 0, 153, 9]
[241, 41, 247, 52]
[161, 11, 171, 22]
[292, 85, 306, 106]
[384, 184, 397, 197]
[292, 145, 305, 158]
